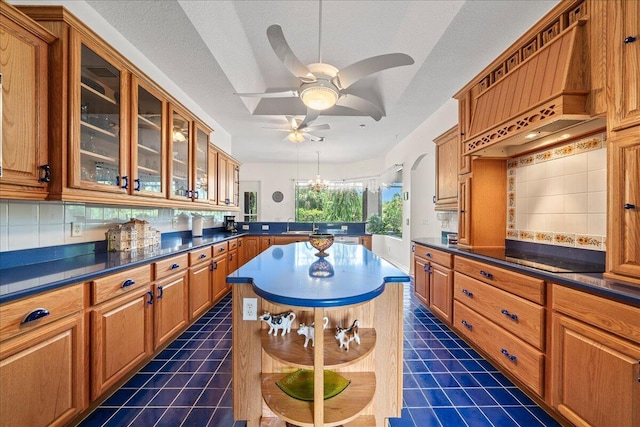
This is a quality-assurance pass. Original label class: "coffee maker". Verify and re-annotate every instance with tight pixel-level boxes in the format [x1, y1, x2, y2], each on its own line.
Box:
[224, 215, 237, 233]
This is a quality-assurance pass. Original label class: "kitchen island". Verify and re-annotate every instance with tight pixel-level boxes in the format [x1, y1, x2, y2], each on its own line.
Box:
[227, 242, 410, 427]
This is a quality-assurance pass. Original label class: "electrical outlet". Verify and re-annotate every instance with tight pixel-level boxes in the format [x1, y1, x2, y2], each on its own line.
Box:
[261, 224, 269, 230]
[171, 218, 179, 229]
[243, 298, 257, 321]
[242, 224, 249, 230]
[341, 225, 348, 231]
[70, 222, 83, 237]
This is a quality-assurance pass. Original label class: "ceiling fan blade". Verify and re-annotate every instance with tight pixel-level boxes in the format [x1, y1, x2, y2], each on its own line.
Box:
[336, 93, 384, 121]
[235, 90, 299, 98]
[296, 108, 319, 130]
[262, 128, 291, 132]
[304, 133, 325, 142]
[300, 124, 330, 132]
[333, 53, 414, 90]
[267, 25, 315, 81]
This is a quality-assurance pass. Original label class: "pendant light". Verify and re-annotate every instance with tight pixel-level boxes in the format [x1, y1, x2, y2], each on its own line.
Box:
[308, 151, 329, 192]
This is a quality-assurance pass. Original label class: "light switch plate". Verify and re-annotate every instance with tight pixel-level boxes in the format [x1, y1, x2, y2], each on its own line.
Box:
[242, 224, 249, 230]
[261, 225, 269, 230]
[341, 225, 348, 231]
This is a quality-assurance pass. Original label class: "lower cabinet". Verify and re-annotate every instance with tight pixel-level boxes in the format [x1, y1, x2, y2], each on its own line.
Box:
[153, 272, 189, 349]
[260, 236, 275, 253]
[212, 252, 229, 303]
[0, 313, 85, 427]
[413, 254, 430, 306]
[551, 285, 640, 426]
[413, 244, 453, 324]
[429, 262, 453, 323]
[241, 236, 259, 263]
[189, 260, 213, 320]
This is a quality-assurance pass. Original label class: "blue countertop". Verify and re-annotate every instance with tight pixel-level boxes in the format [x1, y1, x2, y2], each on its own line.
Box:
[227, 242, 409, 308]
[412, 238, 640, 307]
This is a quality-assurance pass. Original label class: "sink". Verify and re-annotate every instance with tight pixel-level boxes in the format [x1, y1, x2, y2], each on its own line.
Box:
[282, 231, 312, 235]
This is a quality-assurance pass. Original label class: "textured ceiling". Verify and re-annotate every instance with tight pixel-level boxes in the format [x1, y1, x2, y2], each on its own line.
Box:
[78, 1, 556, 164]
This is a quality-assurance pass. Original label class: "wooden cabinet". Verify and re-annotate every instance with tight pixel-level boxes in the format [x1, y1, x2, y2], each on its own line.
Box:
[241, 236, 260, 264]
[0, 3, 55, 200]
[218, 153, 240, 207]
[457, 159, 507, 248]
[359, 235, 372, 250]
[227, 238, 238, 274]
[551, 285, 640, 426]
[413, 244, 453, 323]
[413, 251, 429, 305]
[608, 0, 640, 132]
[207, 145, 219, 205]
[153, 254, 189, 348]
[434, 125, 459, 210]
[0, 283, 86, 426]
[260, 236, 275, 253]
[605, 131, 640, 285]
[273, 235, 307, 245]
[211, 250, 229, 303]
[429, 262, 453, 324]
[188, 247, 213, 320]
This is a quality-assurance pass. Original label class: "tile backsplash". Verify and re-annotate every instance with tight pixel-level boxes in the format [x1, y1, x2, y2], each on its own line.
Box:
[0, 200, 237, 252]
[506, 133, 606, 251]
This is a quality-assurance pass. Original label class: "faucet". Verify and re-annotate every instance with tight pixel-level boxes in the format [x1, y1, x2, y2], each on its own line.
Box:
[312, 220, 319, 233]
[286, 217, 294, 232]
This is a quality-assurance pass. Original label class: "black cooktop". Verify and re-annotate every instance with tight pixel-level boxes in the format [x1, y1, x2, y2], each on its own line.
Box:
[504, 253, 605, 273]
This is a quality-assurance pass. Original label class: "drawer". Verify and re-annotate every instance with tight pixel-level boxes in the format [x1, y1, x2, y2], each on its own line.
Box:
[505, 52, 520, 72]
[92, 264, 151, 305]
[189, 246, 212, 266]
[154, 253, 189, 279]
[553, 285, 640, 343]
[227, 239, 238, 251]
[541, 20, 560, 45]
[521, 38, 538, 60]
[414, 245, 452, 268]
[454, 301, 544, 396]
[454, 257, 544, 304]
[454, 272, 545, 350]
[0, 283, 84, 342]
[212, 241, 228, 257]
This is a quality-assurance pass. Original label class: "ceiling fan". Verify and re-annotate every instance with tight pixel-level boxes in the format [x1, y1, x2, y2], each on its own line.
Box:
[264, 111, 329, 143]
[236, 1, 414, 121]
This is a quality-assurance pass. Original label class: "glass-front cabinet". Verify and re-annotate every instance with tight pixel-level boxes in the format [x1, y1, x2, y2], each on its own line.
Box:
[168, 107, 191, 201]
[132, 76, 166, 198]
[193, 124, 209, 204]
[72, 40, 128, 192]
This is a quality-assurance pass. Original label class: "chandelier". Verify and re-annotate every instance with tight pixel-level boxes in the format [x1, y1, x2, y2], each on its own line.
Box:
[308, 151, 329, 192]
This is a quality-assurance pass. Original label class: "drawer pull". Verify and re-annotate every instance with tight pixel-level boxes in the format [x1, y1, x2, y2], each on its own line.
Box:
[462, 289, 474, 298]
[461, 320, 473, 330]
[171, 263, 180, 270]
[624, 36, 637, 44]
[426, 252, 432, 258]
[479, 270, 494, 280]
[219, 247, 225, 252]
[157, 286, 164, 299]
[501, 348, 517, 362]
[147, 291, 153, 305]
[624, 203, 636, 209]
[210, 261, 218, 271]
[21, 308, 50, 324]
[199, 253, 207, 259]
[121, 279, 136, 288]
[501, 309, 518, 321]
[229, 253, 234, 261]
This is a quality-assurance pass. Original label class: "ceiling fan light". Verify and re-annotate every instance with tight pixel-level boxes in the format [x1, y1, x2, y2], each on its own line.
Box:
[287, 131, 305, 143]
[300, 85, 338, 111]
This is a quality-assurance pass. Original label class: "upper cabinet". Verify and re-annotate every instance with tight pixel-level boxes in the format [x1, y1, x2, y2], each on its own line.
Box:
[0, 3, 55, 200]
[608, 0, 640, 132]
[13, 5, 240, 210]
[217, 153, 240, 207]
[433, 126, 459, 211]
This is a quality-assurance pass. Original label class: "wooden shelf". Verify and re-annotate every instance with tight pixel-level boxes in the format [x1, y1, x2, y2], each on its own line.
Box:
[262, 329, 376, 369]
[138, 143, 159, 154]
[261, 372, 375, 427]
[173, 158, 187, 166]
[81, 82, 117, 105]
[80, 149, 116, 163]
[137, 114, 161, 130]
[259, 415, 375, 427]
[138, 165, 159, 174]
[81, 120, 117, 138]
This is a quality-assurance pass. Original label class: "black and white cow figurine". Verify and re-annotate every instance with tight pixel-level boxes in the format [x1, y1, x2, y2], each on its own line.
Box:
[259, 311, 296, 336]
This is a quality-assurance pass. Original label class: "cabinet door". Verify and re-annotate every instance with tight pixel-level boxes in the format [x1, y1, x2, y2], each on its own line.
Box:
[260, 236, 275, 253]
[413, 256, 429, 305]
[434, 126, 459, 210]
[0, 314, 85, 427]
[0, 8, 52, 198]
[607, 133, 640, 283]
[458, 174, 471, 246]
[71, 37, 129, 193]
[228, 161, 240, 207]
[90, 286, 153, 400]
[189, 263, 212, 320]
[228, 250, 239, 274]
[168, 106, 192, 201]
[217, 154, 228, 205]
[429, 263, 452, 324]
[211, 255, 229, 303]
[242, 236, 260, 262]
[551, 313, 640, 426]
[131, 76, 166, 198]
[154, 272, 189, 349]
[192, 123, 209, 203]
[208, 146, 218, 204]
[608, 0, 640, 132]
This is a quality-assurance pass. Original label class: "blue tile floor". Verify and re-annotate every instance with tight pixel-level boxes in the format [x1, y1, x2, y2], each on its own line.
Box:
[78, 283, 560, 426]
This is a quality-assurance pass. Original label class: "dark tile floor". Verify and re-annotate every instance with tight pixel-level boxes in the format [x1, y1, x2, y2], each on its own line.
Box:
[78, 283, 560, 426]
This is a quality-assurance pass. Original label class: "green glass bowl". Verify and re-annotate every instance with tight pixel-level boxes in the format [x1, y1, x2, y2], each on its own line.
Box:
[275, 369, 350, 401]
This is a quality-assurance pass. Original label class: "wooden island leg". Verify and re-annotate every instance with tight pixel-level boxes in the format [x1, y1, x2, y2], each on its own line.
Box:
[313, 307, 325, 427]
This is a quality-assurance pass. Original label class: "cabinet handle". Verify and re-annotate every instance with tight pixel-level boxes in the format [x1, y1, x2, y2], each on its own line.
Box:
[501, 348, 517, 362]
[461, 320, 472, 330]
[239, 241, 242, 247]
[225, 198, 230, 205]
[211, 261, 218, 271]
[185, 189, 191, 197]
[157, 286, 164, 299]
[501, 309, 518, 321]
[199, 253, 207, 259]
[219, 247, 225, 252]
[459, 210, 465, 213]
[229, 253, 233, 261]
[134, 179, 141, 191]
[39, 164, 51, 183]
[121, 279, 136, 288]
[426, 252, 432, 258]
[462, 289, 474, 298]
[624, 36, 637, 44]
[432, 196, 436, 203]
[21, 308, 50, 324]
[194, 191, 199, 199]
[121, 176, 128, 189]
[479, 270, 494, 280]
[147, 291, 153, 305]
[171, 263, 180, 269]
[624, 203, 636, 209]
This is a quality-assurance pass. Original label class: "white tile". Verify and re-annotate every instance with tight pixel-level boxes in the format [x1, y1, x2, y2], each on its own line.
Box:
[588, 191, 607, 214]
[528, 180, 545, 198]
[515, 213, 528, 230]
[546, 214, 565, 232]
[8, 225, 39, 250]
[39, 202, 65, 225]
[587, 169, 607, 192]
[564, 152, 588, 174]
[588, 214, 607, 236]
[0, 225, 8, 251]
[0, 200, 8, 226]
[8, 201, 39, 226]
[545, 195, 565, 213]
[528, 213, 546, 230]
[515, 197, 528, 214]
[564, 194, 588, 213]
[545, 157, 564, 177]
[515, 166, 528, 184]
[527, 163, 546, 181]
[544, 176, 565, 196]
[564, 172, 588, 194]
[587, 148, 607, 171]
[564, 214, 588, 234]
[39, 223, 66, 247]
[529, 197, 545, 214]
[65, 203, 86, 222]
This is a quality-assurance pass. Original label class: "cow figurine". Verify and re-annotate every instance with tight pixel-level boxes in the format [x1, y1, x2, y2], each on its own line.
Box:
[259, 311, 296, 336]
[335, 319, 360, 351]
[297, 317, 329, 348]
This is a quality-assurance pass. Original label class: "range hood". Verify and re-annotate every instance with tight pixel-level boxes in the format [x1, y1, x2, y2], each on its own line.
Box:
[462, 22, 600, 158]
